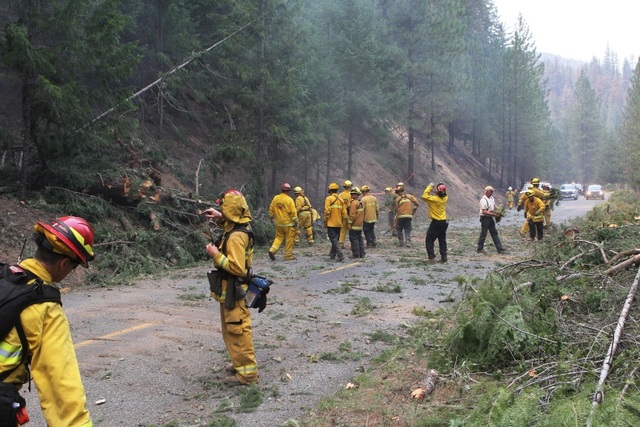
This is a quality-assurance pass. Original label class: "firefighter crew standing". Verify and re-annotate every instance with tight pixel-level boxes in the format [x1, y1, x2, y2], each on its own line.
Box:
[394, 182, 419, 247]
[0, 216, 95, 427]
[523, 190, 545, 241]
[338, 180, 353, 248]
[293, 186, 314, 246]
[360, 185, 379, 248]
[506, 187, 516, 209]
[477, 186, 506, 254]
[324, 182, 347, 262]
[268, 183, 298, 261]
[421, 182, 449, 263]
[204, 189, 259, 385]
[348, 187, 366, 258]
[383, 187, 397, 236]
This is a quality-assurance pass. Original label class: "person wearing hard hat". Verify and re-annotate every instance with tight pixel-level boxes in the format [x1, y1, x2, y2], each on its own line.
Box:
[477, 186, 506, 254]
[506, 187, 516, 209]
[338, 180, 353, 248]
[293, 186, 314, 246]
[348, 187, 366, 258]
[394, 182, 419, 247]
[204, 189, 259, 385]
[268, 183, 298, 261]
[421, 182, 449, 263]
[517, 178, 545, 238]
[523, 189, 546, 241]
[324, 182, 347, 262]
[383, 187, 397, 236]
[360, 185, 379, 248]
[0, 216, 95, 426]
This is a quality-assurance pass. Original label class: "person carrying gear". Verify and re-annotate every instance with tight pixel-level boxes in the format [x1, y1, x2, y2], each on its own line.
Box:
[506, 187, 516, 209]
[422, 182, 449, 263]
[338, 180, 353, 248]
[324, 182, 347, 262]
[1, 216, 95, 426]
[268, 183, 298, 261]
[348, 187, 366, 258]
[477, 186, 506, 254]
[523, 190, 545, 241]
[394, 182, 419, 247]
[293, 186, 314, 246]
[383, 187, 397, 236]
[360, 185, 379, 248]
[204, 190, 259, 385]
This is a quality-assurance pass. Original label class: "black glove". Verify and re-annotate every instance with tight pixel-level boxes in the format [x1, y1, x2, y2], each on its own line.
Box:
[256, 294, 268, 313]
[517, 204, 522, 212]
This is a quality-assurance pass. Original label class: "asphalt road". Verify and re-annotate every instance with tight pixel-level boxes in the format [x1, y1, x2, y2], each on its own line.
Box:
[22, 193, 606, 427]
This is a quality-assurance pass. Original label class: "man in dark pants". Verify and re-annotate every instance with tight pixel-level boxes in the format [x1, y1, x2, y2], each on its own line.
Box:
[421, 182, 449, 263]
[324, 182, 346, 262]
[477, 186, 506, 254]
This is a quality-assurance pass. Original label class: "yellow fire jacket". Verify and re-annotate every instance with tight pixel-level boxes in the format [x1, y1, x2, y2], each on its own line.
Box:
[324, 193, 347, 227]
[360, 194, 379, 223]
[421, 184, 448, 221]
[269, 193, 297, 226]
[524, 196, 546, 222]
[0, 258, 92, 427]
[348, 198, 365, 230]
[395, 193, 419, 218]
[295, 195, 312, 214]
[338, 189, 351, 208]
[518, 187, 545, 207]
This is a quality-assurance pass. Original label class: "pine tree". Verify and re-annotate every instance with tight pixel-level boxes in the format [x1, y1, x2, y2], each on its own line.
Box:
[620, 59, 640, 189]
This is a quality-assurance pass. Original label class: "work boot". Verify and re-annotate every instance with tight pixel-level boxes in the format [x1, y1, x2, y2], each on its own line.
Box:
[440, 257, 448, 263]
[224, 375, 250, 386]
[224, 364, 237, 374]
[398, 238, 404, 247]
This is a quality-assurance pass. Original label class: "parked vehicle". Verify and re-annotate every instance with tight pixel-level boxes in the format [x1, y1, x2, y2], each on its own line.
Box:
[575, 183, 584, 195]
[585, 184, 605, 200]
[560, 184, 579, 200]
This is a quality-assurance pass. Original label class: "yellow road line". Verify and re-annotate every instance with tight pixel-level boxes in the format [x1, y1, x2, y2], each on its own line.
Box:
[319, 261, 361, 274]
[75, 322, 157, 349]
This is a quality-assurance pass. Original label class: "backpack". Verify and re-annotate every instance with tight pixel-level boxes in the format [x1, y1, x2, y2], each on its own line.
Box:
[0, 263, 61, 382]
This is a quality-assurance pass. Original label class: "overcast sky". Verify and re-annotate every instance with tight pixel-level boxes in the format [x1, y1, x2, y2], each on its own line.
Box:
[491, 0, 639, 64]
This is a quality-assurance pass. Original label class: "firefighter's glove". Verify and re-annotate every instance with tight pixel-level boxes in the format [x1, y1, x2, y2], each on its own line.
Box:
[517, 204, 522, 212]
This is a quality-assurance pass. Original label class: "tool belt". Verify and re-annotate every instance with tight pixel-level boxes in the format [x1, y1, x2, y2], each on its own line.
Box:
[207, 269, 250, 310]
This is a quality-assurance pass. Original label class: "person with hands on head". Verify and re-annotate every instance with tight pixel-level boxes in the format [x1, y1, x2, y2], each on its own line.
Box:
[324, 182, 346, 262]
[477, 186, 506, 254]
[0, 216, 95, 427]
[421, 182, 449, 263]
[203, 189, 259, 386]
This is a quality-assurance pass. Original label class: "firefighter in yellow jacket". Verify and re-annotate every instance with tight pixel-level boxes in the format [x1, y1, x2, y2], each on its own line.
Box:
[1, 216, 95, 427]
[506, 187, 515, 209]
[348, 187, 366, 258]
[293, 186, 314, 246]
[523, 190, 546, 241]
[517, 178, 545, 237]
[394, 182, 419, 247]
[204, 189, 259, 385]
[268, 183, 298, 261]
[422, 182, 449, 263]
[338, 180, 353, 247]
[360, 185, 379, 248]
[325, 182, 347, 261]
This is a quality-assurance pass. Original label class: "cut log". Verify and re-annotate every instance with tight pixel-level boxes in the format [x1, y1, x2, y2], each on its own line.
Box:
[149, 212, 160, 231]
[119, 215, 135, 234]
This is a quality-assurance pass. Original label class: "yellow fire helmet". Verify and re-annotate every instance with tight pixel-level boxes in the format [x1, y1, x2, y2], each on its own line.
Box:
[350, 186, 361, 195]
[216, 189, 252, 224]
[385, 187, 392, 192]
[361, 185, 370, 192]
[294, 186, 303, 194]
[525, 190, 535, 198]
[328, 182, 339, 191]
[396, 182, 405, 191]
[343, 180, 352, 188]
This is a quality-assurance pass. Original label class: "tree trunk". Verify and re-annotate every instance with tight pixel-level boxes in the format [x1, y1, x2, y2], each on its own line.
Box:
[408, 127, 415, 186]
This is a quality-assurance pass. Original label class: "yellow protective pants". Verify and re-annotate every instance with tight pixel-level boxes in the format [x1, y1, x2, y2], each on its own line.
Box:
[269, 225, 295, 259]
[296, 211, 314, 244]
[339, 217, 349, 245]
[220, 301, 258, 384]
